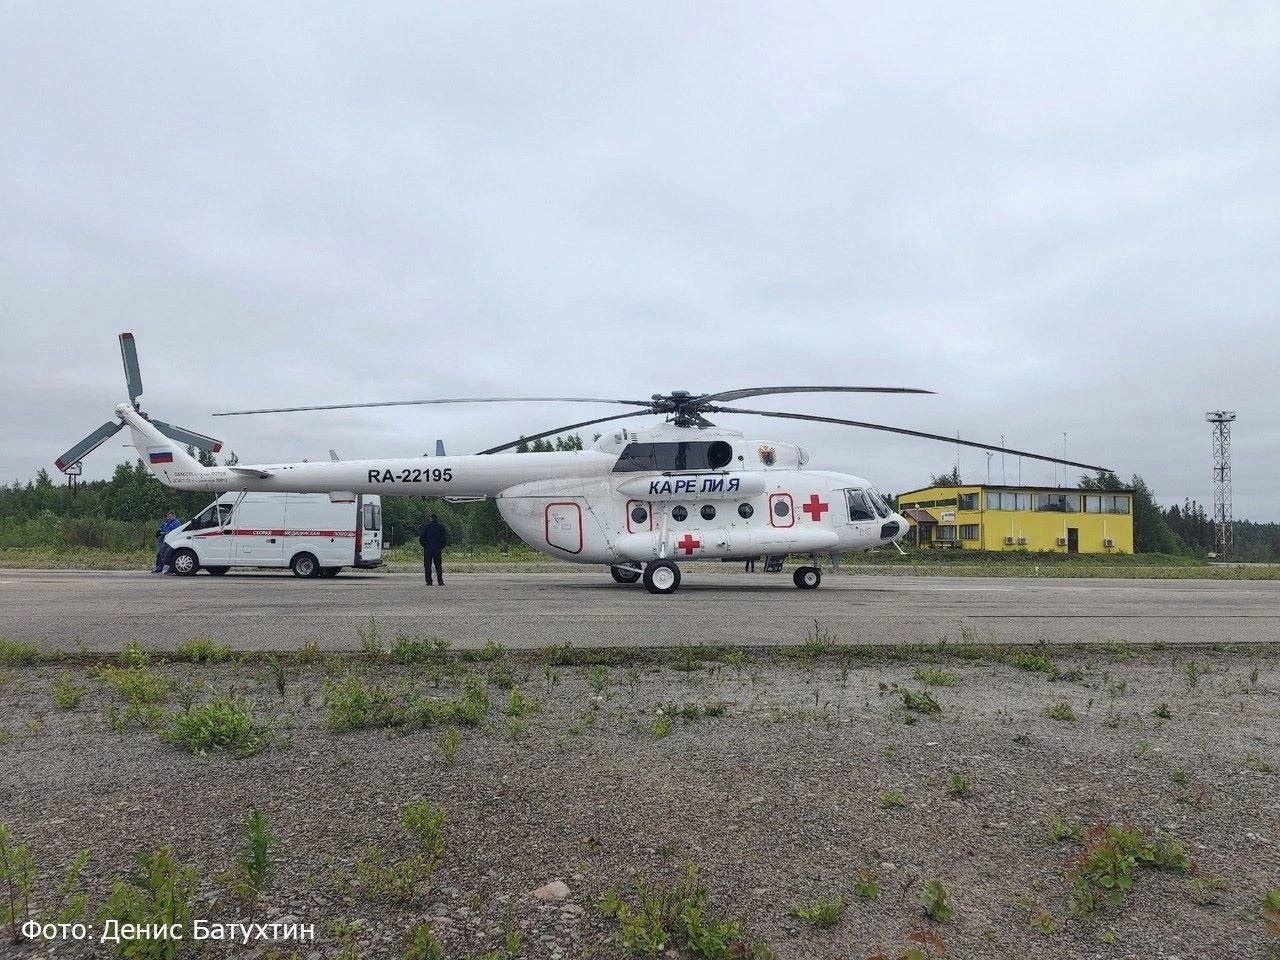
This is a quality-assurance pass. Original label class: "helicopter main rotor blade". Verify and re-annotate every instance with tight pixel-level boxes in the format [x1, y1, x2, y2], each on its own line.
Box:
[55, 420, 125, 473]
[476, 411, 652, 455]
[213, 397, 653, 417]
[149, 418, 223, 454]
[697, 385, 934, 405]
[119, 332, 143, 406]
[706, 405, 1112, 473]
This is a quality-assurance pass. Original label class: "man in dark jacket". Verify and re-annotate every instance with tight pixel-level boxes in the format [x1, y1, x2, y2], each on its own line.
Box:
[418, 513, 448, 585]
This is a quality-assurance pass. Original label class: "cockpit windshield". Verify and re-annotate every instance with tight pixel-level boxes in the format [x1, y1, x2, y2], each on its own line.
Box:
[612, 441, 734, 473]
[867, 489, 891, 518]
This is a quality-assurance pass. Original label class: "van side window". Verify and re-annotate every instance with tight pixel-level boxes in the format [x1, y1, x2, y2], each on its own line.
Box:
[364, 503, 382, 530]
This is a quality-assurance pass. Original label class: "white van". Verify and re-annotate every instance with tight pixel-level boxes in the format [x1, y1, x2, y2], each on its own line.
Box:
[164, 492, 383, 577]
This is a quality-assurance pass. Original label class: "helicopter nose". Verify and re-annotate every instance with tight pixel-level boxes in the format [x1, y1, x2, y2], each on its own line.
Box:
[880, 513, 908, 541]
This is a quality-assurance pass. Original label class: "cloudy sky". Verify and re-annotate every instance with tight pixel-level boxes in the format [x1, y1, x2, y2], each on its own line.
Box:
[2, 3, 1277, 518]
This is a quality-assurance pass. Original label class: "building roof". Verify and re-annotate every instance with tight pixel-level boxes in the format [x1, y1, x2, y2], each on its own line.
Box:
[899, 483, 1135, 498]
[903, 508, 937, 524]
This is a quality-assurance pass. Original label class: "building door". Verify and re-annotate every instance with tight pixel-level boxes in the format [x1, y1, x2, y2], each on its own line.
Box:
[1067, 527, 1079, 554]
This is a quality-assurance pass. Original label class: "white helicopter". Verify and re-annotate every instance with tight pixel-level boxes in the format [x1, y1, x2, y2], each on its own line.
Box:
[57, 334, 1109, 594]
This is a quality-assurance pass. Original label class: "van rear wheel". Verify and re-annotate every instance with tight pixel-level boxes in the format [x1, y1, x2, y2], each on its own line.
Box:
[290, 553, 320, 578]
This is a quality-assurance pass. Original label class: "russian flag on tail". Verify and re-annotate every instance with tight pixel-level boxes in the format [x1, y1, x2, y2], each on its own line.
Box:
[148, 448, 174, 465]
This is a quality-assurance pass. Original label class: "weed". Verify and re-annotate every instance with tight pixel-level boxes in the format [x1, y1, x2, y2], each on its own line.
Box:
[852, 870, 880, 900]
[880, 791, 906, 809]
[98, 664, 169, 728]
[1029, 907, 1057, 934]
[121, 641, 149, 668]
[1184, 660, 1200, 688]
[1152, 702, 1172, 720]
[165, 694, 266, 756]
[232, 810, 273, 919]
[1188, 875, 1227, 906]
[671, 643, 718, 672]
[324, 674, 406, 731]
[356, 800, 446, 904]
[487, 662, 515, 689]
[390, 635, 450, 664]
[599, 862, 772, 959]
[913, 667, 960, 687]
[1045, 702, 1076, 722]
[358, 617, 386, 658]
[724, 650, 748, 668]
[588, 664, 609, 696]
[1170, 767, 1188, 785]
[0, 639, 41, 667]
[780, 621, 842, 661]
[439, 727, 461, 764]
[173, 636, 231, 663]
[791, 893, 846, 927]
[460, 639, 505, 662]
[1047, 815, 1081, 843]
[401, 800, 447, 860]
[51, 673, 87, 710]
[99, 848, 197, 959]
[653, 713, 673, 739]
[504, 687, 540, 717]
[921, 879, 953, 922]
[508, 716, 526, 740]
[1263, 889, 1280, 936]
[896, 687, 942, 716]
[1009, 649, 1057, 676]
[265, 655, 287, 698]
[947, 774, 970, 797]
[1, 823, 34, 942]
[293, 641, 322, 666]
[543, 642, 577, 667]
[1066, 824, 1191, 915]
[404, 922, 445, 960]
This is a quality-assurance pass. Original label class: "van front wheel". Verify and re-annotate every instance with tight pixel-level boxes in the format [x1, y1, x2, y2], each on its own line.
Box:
[291, 553, 320, 578]
[170, 550, 199, 576]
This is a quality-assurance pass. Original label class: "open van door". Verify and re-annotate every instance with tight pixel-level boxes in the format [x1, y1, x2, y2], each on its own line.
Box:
[356, 495, 383, 567]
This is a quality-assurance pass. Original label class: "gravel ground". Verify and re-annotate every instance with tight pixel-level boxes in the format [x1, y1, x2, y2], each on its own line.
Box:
[2, 642, 1278, 959]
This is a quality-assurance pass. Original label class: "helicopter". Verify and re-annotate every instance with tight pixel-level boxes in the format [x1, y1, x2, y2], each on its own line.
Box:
[56, 334, 1110, 594]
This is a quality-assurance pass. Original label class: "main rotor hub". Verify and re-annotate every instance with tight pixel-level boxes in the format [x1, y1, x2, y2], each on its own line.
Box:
[649, 390, 710, 426]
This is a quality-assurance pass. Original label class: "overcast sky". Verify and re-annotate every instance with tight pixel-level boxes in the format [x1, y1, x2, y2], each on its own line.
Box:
[2, 3, 1277, 518]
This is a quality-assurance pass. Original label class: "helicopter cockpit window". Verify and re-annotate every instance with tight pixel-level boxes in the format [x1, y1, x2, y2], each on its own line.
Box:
[846, 489, 875, 522]
[612, 441, 734, 473]
[867, 490, 891, 518]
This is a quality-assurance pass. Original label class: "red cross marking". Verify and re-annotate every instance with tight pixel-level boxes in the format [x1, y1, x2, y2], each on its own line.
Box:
[676, 533, 701, 555]
[802, 493, 830, 521]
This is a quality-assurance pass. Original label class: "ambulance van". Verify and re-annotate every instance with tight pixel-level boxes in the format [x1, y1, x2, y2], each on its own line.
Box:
[164, 492, 383, 577]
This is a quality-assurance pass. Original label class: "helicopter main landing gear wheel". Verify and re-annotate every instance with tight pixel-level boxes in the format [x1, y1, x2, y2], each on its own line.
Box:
[610, 565, 642, 584]
[643, 559, 681, 595]
[793, 566, 822, 590]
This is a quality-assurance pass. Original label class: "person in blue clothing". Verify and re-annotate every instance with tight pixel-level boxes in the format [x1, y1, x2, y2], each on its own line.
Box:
[154, 510, 182, 573]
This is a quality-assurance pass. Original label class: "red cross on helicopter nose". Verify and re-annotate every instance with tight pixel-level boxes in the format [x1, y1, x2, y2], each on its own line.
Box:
[676, 533, 701, 555]
[801, 493, 830, 521]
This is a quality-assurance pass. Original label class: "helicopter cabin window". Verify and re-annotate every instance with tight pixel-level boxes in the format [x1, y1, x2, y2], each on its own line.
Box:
[612, 441, 734, 473]
[700, 504, 716, 521]
[630, 505, 649, 524]
[671, 505, 688, 522]
[846, 489, 875, 522]
[738, 503, 753, 519]
[773, 499, 790, 518]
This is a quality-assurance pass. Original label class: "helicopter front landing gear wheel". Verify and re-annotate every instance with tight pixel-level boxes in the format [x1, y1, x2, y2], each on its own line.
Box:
[643, 559, 681, 595]
[793, 566, 822, 590]
[610, 565, 642, 584]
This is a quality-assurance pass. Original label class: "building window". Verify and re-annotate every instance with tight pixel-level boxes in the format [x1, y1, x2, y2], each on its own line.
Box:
[958, 493, 978, 510]
[738, 503, 753, 519]
[936, 525, 957, 541]
[671, 505, 688, 521]
[1085, 494, 1131, 514]
[959, 524, 980, 540]
[700, 504, 716, 521]
[985, 491, 1031, 510]
[1034, 493, 1079, 512]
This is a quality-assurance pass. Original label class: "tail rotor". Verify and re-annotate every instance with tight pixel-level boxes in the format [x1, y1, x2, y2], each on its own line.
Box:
[53, 333, 223, 474]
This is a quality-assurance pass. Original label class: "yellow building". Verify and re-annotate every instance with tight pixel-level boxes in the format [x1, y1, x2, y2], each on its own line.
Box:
[897, 484, 1134, 554]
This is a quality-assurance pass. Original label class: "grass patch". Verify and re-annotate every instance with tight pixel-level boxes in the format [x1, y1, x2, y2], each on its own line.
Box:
[390, 635, 451, 664]
[1046, 702, 1077, 722]
[1066, 824, 1191, 915]
[599, 862, 771, 959]
[920, 878, 953, 922]
[51, 673, 88, 710]
[790, 893, 846, 927]
[913, 667, 960, 686]
[0, 638, 41, 666]
[165, 694, 266, 756]
[97, 664, 169, 728]
[173, 636, 231, 663]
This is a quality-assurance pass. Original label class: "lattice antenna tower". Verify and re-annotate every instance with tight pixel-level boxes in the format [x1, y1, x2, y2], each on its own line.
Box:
[1205, 411, 1236, 557]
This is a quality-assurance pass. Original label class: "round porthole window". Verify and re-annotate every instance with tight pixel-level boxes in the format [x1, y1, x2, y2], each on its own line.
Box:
[630, 505, 648, 524]
[671, 505, 688, 522]
[773, 499, 791, 518]
[738, 502, 754, 519]
[700, 504, 716, 521]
